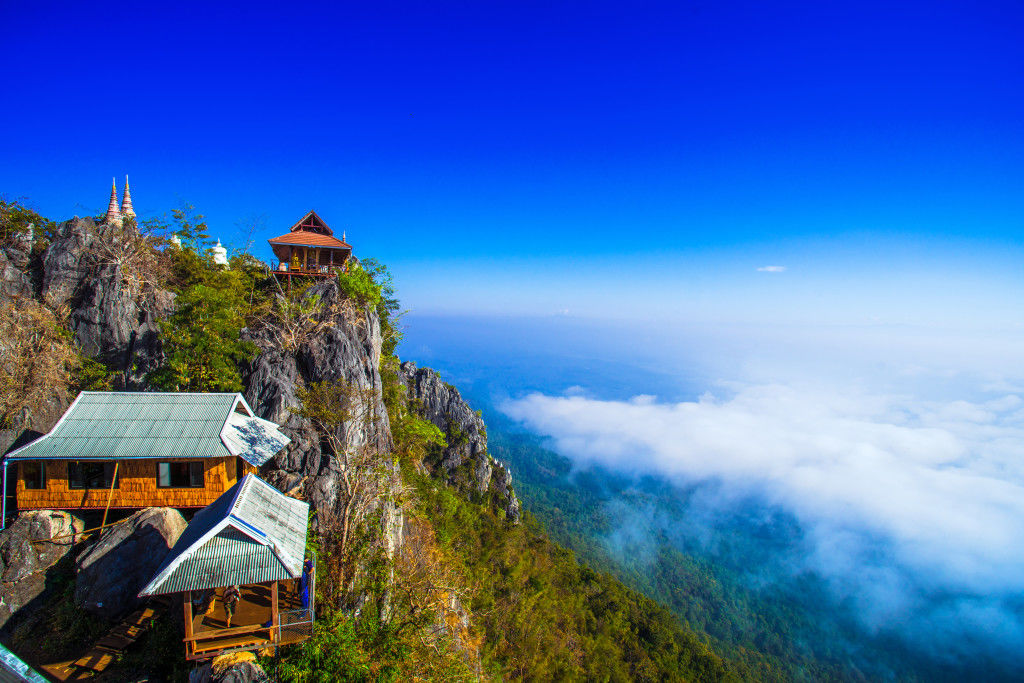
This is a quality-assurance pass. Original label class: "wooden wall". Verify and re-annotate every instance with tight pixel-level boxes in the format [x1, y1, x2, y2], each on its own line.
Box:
[15, 457, 248, 510]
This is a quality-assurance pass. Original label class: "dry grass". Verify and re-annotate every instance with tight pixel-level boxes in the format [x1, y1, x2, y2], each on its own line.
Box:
[0, 299, 79, 429]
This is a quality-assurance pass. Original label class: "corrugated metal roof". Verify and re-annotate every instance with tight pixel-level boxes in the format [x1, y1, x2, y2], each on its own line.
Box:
[6, 392, 290, 466]
[139, 475, 309, 596]
[221, 413, 290, 467]
[0, 642, 47, 683]
[155, 528, 292, 594]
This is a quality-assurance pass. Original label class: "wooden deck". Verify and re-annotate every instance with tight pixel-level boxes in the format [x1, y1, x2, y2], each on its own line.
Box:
[186, 581, 311, 660]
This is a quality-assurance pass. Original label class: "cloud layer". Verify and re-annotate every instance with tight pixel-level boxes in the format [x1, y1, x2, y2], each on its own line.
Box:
[502, 382, 1024, 656]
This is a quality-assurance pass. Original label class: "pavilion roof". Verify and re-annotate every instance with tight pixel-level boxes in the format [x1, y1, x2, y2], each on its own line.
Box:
[138, 474, 309, 595]
[268, 210, 352, 251]
[267, 231, 351, 249]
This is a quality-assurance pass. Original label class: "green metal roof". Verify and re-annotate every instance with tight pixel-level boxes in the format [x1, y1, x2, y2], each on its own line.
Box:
[6, 392, 289, 466]
[139, 475, 310, 595]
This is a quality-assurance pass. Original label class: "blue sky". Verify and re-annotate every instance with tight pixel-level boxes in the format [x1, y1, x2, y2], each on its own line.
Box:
[6, 3, 1024, 659]
[2, 0, 1023, 327]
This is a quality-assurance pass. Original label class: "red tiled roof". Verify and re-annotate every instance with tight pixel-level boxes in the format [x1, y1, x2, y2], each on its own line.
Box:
[268, 230, 352, 249]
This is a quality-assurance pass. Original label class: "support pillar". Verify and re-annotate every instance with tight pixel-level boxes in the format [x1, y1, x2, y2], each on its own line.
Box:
[1, 459, 7, 530]
[183, 590, 194, 655]
[271, 581, 280, 645]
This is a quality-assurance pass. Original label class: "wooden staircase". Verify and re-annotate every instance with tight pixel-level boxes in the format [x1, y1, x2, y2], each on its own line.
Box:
[41, 597, 171, 681]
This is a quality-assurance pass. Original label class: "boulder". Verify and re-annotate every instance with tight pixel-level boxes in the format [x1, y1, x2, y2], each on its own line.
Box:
[75, 507, 186, 619]
[0, 510, 83, 629]
[189, 653, 270, 683]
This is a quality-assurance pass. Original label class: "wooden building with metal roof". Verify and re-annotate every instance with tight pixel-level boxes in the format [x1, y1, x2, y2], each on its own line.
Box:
[2, 392, 290, 521]
[268, 210, 352, 282]
[138, 474, 313, 660]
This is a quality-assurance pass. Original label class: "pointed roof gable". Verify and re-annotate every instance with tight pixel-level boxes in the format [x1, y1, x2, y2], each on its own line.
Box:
[289, 210, 333, 236]
[139, 474, 310, 595]
[5, 392, 290, 467]
[268, 210, 352, 251]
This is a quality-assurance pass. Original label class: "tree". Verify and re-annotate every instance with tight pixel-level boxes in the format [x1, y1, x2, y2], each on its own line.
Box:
[293, 380, 395, 607]
[146, 281, 255, 391]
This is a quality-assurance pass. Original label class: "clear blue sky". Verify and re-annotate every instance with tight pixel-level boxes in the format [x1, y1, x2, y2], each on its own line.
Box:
[3, 1, 1023, 326]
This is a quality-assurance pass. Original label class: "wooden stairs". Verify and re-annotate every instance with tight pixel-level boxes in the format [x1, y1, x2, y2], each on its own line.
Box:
[41, 597, 171, 681]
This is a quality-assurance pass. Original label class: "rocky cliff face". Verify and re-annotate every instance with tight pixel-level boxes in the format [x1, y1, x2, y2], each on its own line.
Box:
[242, 279, 402, 552]
[400, 362, 521, 523]
[41, 217, 174, 389]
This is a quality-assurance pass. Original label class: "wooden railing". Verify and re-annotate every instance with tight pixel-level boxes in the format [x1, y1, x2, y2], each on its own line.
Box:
[275, 264, 337, 276]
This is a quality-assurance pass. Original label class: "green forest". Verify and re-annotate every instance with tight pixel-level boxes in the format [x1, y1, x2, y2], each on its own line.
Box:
[0, 200, 733, 681]
[4, 199, 1010, 682]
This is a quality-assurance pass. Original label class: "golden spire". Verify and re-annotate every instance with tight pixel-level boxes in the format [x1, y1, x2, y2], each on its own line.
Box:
[105, 177, 122, 226]
[120, 175, 135, 220]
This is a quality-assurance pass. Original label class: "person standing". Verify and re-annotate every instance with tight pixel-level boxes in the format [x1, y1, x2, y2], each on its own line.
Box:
[300, 558, 314, 610]
[222, 585, 241, 627]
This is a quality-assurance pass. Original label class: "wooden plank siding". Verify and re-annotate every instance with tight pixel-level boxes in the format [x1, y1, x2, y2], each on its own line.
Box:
[15, 457, 252, 510]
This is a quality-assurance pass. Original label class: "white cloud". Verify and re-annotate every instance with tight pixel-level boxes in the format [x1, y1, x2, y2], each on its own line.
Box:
[757, 265, 786, 272]
[501, 382, 1024, 649]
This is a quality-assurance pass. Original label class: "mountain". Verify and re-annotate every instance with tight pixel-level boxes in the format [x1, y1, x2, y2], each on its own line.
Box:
[0, 202, 737, 681]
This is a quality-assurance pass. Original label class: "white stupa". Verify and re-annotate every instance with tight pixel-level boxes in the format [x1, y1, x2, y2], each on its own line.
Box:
[211, 239, 229, 266]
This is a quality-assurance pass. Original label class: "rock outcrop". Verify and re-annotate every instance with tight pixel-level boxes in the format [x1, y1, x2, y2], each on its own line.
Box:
[41, 217, 174, 388]
[400, 362, 521, 523]
[0, 510, 83, 629]
[189, 653, 270, 683]
[243, 278, 401, 549]
[75, 507, 187, 619]
[0, 237, 33, 299]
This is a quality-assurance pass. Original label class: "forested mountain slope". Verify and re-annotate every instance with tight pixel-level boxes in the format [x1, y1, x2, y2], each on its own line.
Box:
[0, 200, 737, 681]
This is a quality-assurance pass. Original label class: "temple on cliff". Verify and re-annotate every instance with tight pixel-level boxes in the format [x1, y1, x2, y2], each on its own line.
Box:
[104, 176, 135, 227]
[267, 210, 351, 282]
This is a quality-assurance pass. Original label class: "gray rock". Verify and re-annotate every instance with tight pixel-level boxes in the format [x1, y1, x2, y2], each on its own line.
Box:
[243, 279, 395, 522]
[188, 658, 270, 683]
[399, 361, 521, 523]
[75, 507, 186, 619]
[0, 510, 83, 629]
[41, 217, 174, 388]
[0, 243, 32, 299]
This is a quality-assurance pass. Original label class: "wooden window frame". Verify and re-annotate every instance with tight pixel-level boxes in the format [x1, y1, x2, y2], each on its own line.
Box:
[156, 461, 205, 489]
[22, 461, 46, 489]
[68, 461, 119, 490]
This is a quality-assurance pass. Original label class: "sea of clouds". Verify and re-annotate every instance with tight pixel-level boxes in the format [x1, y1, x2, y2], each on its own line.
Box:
[500, 326, 1024, 663]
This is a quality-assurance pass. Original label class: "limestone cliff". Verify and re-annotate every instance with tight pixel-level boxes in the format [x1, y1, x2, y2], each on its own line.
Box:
[400, 361, 521, 523]
[242, 278, 403, 555]
[41, 217, 173, 390]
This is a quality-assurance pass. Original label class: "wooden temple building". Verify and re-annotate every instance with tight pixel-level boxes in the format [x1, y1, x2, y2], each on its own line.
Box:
[268, 210, 352, 283]
[138, 474, 314, 660]
[2, 392, 290, 518]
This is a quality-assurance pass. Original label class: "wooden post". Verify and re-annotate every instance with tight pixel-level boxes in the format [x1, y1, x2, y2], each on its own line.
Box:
[183, 591, 194, 659]
[184, 592, 194, 638]
[101, 462, 119, 530]
[271, 581, 280, 645]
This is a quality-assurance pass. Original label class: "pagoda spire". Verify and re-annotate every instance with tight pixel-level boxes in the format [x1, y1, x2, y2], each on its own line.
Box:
[105, 177, 122, 226]
[120, 175, 135, 221]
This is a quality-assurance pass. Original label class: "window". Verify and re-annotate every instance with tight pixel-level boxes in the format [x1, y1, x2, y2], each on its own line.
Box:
[157, 462, 204, 488]
[68, 462, 119, 489]
[22, 462, 45, 489]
